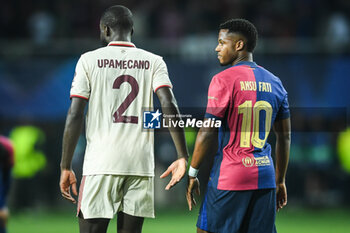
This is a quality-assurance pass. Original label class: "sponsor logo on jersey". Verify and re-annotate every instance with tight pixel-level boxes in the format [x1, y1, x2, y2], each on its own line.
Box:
[242, 155, 271, 167]
[255, 156, 271, 166]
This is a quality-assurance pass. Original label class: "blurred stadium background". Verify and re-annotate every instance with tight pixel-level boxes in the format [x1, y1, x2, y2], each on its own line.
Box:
[1, 0, 350, 232]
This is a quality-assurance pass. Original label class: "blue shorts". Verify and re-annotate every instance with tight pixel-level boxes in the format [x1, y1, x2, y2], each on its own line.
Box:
[197, 185, 277, 233]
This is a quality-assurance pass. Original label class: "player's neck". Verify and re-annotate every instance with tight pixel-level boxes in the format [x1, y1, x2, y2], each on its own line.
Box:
[231, 53, 253, 66]
[109, 33, 132, 43]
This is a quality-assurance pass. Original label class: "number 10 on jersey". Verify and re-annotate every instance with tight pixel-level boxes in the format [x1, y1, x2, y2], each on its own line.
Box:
[238, 100, 272, 149]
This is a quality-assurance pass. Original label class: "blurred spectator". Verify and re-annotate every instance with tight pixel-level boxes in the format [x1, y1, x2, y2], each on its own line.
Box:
[10, 126, 46, 178]
[303, 116, 336, 207]
[0, 0, 349, 41]
[9, 125, 47, 209]
[155, 1, 184, 40]
[28, 10, 55, 45]
[322, 12, 350, 52]
[295, 0, 318, 37]
[337, 127, 350, 173]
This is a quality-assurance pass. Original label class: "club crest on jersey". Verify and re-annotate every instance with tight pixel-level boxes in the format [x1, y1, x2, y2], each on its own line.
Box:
[242, 156, 255, 167]
[242, 156, 271, 167]
[143, 110, 162, 129]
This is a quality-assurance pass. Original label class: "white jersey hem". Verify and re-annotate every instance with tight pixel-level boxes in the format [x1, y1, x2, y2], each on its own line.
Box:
[82, 171, 154, 177]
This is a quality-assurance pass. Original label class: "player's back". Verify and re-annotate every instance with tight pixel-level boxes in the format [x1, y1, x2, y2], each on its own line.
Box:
[70, 41, 172, 176]
[206, 61, 289, 190]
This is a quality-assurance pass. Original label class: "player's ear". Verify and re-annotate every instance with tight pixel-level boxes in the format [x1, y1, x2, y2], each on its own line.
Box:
[235, 40, 245, 51]
[131, 27, 134, 36]
[105, 26, 111, 37]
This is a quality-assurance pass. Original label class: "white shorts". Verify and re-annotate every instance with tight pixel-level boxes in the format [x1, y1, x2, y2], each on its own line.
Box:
[77, 175, 154, 219]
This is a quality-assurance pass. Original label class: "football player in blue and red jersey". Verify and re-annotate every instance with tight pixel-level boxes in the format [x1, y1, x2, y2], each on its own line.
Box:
[186, 19, 291, 233]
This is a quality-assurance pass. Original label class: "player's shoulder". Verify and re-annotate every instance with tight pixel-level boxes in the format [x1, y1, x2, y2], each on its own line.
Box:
[209, 69, 233, 90]
[136, 47, 160, 57]
[83, 46, 164, 63]
[215, 64, 252, 79]
[256, 65, 288, 96]
[257, 65, 283, 83]
[212, 65, 244, 85]
[133, 47, 165, 62]
[258, 65, 287, 91]
[80, 46, 107, 59]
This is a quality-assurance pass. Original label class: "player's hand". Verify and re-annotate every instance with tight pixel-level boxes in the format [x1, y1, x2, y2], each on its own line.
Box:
[160, 157, 187, 190]
[276, 182, 287, 211]
[186, 176, 200, 211]
[60, 169, 78, 204]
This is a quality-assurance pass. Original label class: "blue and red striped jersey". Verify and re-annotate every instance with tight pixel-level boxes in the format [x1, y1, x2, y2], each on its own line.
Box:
[205, 61, 289, 190]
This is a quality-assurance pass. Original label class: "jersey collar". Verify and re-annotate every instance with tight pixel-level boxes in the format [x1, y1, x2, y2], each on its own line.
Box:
[108, 41, 136, 48]
[233, 61, 257, 67]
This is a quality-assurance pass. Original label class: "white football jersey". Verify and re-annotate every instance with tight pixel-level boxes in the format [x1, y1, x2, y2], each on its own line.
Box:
[70, 41, 172, 176]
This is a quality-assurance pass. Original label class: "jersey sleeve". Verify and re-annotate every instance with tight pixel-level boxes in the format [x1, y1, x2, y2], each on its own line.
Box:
[276, 94, 290, 120]
[205, 75, 230, 119]
[70, 56, 90, 100]
[152, 57, 173, 92]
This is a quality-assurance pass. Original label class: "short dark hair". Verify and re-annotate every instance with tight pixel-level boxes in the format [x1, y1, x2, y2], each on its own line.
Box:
[219, 19, 258, 52]
[100, 5, 133, 33]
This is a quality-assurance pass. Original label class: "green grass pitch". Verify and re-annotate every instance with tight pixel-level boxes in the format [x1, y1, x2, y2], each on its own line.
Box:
[8, 207, 350, 233]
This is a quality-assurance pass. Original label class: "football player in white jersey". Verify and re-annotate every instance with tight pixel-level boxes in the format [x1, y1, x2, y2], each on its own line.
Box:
[59, 5, 189, 233]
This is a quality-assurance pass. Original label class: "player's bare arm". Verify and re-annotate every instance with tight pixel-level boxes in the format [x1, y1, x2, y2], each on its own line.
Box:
[186, 121, 218, 210]
[60, 97, 87, 204]
[156, 87, 189, 190]
[273, 117, 291, 211]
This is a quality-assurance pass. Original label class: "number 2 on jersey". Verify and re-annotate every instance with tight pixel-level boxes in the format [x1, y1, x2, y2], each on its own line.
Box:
[113, 75, 139, 124]
[238, 100, 272, 148]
